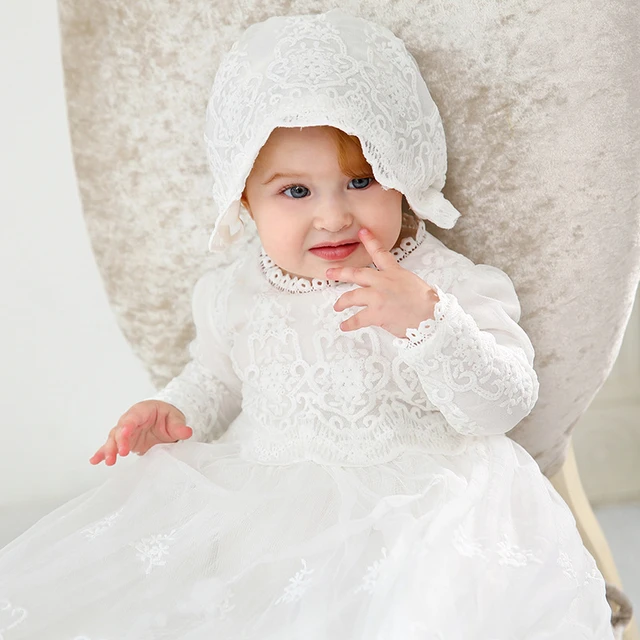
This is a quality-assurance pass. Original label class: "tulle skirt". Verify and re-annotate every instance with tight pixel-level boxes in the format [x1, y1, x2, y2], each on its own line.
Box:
[0, 435, 614, 639]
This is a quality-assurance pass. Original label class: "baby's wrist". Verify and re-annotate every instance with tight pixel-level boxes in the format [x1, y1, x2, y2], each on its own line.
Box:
[416, 284, 439, 323]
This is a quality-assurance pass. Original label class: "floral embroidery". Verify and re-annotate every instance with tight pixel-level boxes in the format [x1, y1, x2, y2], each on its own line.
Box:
[131, 529, 177, 575]
[81, 509, 123, 540]
[580, 551, 606, 587]
[451, 520, 488, 560]
[495, 534, 543, 568]
[355, 547, 388, 594]
[453, 519, 544, 571]
[274, 559, 315, 604]
[217, 589, 236, 620]
[557, 550, 578, 583]
[0, 600, 28, 637]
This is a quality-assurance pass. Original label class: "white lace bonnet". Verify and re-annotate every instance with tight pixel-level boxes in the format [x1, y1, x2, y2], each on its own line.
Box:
[204, 8, 461, 252]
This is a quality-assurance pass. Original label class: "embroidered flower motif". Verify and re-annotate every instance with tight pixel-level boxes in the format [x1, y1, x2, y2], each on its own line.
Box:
[274, 559, 315, 604]
[451, 520, 488, 560]
[355, 547, 388, 594]
[495, 534, 543, 568]
[325, 357, 367, 404]
[0, 599, 28, 636]
[131, 529, 177, 575]
[255, 361, 290, 401]
[557, 550, 578, 583]
[217, 589, 236, 620]
[453, 519, 544, 572]
[584, 559, 604, 585]
[81, 509, 123, 540]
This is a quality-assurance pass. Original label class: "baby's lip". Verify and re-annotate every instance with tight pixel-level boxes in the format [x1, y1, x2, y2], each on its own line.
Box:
[310, 239, 360, 249]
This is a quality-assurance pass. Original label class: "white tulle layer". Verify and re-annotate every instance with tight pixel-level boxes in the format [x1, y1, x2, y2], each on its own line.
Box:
[0, 436, 614, 640]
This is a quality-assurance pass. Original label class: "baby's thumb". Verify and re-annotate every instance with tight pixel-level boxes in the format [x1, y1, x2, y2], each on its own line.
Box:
[178, 425, 193, 439]
[168, 422, 193, 441]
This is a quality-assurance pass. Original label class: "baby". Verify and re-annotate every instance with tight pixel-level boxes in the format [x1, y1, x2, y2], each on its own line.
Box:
[0, 9, 615, 639]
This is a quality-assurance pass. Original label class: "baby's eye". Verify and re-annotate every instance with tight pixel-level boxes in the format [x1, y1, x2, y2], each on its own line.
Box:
[280, 177, 375, 199]
[281, 185, 310, 199]
[349, 177, 374, 189]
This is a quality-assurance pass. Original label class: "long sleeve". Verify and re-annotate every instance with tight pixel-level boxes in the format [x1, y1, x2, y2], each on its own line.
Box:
[148, 269, 243, 443]
[393, 262, 540, 437]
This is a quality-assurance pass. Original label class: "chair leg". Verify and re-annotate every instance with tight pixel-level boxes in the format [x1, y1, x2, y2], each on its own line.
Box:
[549, 439, 638, 640]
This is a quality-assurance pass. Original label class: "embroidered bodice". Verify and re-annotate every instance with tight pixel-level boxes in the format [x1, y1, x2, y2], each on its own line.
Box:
[152, 225, 539, 465]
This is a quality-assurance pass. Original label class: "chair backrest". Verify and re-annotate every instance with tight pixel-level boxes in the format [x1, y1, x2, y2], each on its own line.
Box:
[57, 0, 640, 477]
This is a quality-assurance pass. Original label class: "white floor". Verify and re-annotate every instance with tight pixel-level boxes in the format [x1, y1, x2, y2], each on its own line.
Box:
[1, 497, 638, 620]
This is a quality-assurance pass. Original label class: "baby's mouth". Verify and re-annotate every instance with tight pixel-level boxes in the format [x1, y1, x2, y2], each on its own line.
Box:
[308, 242, 360, 261]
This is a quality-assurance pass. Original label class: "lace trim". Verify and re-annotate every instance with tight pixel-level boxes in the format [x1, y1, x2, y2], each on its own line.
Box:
[259, 219, 427, 294]
[393, 283, 449, 348]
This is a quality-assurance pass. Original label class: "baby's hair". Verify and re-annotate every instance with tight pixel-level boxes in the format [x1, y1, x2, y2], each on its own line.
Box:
[327, 126, 374, 179]
[240, 126, 372, 209]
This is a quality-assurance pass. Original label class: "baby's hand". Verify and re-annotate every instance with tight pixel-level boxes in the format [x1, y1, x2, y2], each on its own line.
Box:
[327, 228, 439, 338]
[89, 400, 193, 466]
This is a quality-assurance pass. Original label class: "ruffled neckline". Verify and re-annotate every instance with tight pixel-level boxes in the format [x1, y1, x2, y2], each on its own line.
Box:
[259, 218, 427, 294]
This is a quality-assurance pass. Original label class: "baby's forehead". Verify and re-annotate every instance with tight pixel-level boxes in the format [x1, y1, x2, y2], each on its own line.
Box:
[262, 126, 339, 149]
[252, 126, 348, 170]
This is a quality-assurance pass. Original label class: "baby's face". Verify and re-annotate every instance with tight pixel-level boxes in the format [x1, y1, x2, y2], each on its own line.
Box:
[242, 126, 403, 281]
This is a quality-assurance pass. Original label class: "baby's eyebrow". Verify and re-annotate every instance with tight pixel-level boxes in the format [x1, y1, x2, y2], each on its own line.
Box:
[262, 171, 310, 185]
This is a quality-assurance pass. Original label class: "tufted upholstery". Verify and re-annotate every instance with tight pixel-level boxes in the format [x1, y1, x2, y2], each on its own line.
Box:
[57, 0, 639, 482]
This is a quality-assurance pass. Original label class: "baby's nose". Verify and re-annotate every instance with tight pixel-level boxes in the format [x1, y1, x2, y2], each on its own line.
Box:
[315, 206, 353, 232]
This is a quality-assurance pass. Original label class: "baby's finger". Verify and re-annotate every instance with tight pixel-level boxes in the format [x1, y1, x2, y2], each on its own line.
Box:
[115, 420, 136, 456]
[103, 436, 119, 466]
[339, 308, 375, 333]
[357, 228, 399, 271]
[333, 288, 369, 313]
[326, 265, 376, 287]
[172, 425, 193, 441]
[89, 447, 106, 465]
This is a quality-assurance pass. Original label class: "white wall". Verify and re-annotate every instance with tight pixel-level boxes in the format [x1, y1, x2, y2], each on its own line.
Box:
[0, 0, 155, 509]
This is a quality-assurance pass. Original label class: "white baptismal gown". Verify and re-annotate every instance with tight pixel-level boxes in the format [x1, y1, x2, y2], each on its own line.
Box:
[0, 219, 615, 639]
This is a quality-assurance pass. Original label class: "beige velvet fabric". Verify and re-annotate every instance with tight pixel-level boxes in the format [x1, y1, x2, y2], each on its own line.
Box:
[57, 0, 639, 478]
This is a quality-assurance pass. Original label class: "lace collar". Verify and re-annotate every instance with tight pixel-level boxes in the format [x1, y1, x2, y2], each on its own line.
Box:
[258, 219, 427, 294]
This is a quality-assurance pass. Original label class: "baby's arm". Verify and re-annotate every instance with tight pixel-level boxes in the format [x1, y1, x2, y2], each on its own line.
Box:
[394, 260, 540, 437]
[147, 269, 242, 443]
